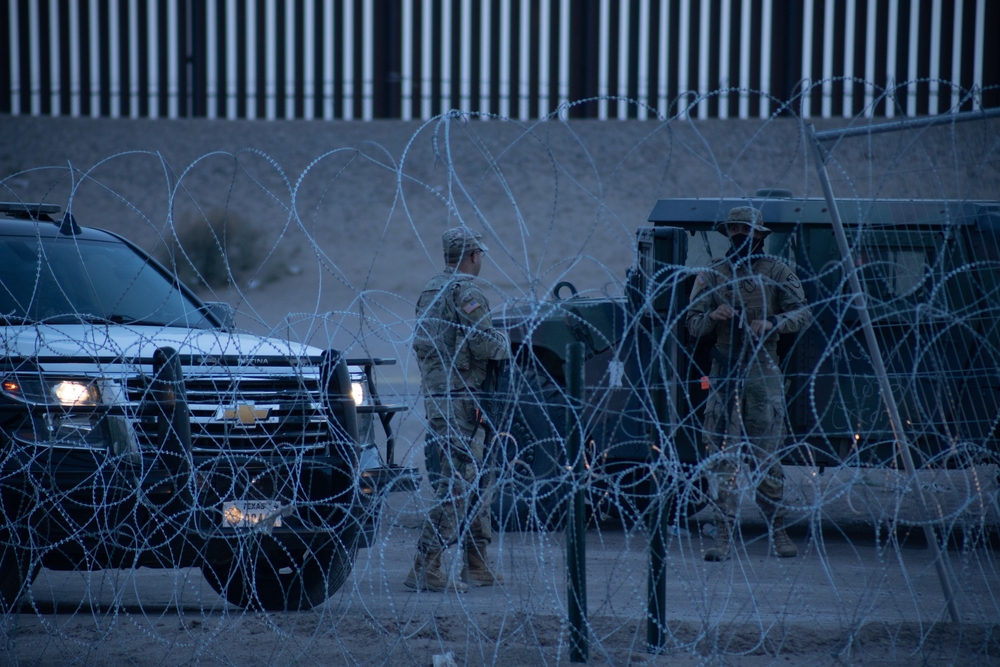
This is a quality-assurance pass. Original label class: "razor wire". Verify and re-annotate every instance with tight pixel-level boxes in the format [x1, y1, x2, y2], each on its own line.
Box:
[1, 83, 999, 666]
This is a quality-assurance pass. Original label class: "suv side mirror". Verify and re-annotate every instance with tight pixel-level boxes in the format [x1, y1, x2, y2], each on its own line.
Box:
[202, 301, 236, 331]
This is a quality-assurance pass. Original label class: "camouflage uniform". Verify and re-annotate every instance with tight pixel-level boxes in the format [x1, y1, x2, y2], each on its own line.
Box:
[687, 209, 811, 526]
[412, 230, 508, 558]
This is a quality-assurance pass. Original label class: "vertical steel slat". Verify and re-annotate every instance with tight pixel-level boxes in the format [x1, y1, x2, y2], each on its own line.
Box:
[499, 0, 510, 117]
[560, 0, 571, 118]
[658, 0, 669, 118]
[821, 0, 834, 118]
[972, 0, 983, 109]
[401, 0, 412, 120]
[677, 0, 690, 118]
[461, 0, 472, 113]
[864, 0, 877, 116]
[29, 0, 40, 116]
[92, 0, 102, 117]
[518, 0, 528, 119]
[637, 0, 649, 119]
[49, 0, 60, 116]
[146, 0, 160, 118]
[718, 0, 730, 119]
[167, 0, 178, 117]
[420, 0, 430, 119]
[442, 0, 452, 113]
[929, 0, 941, 114]
[324, 0, 335, 119]
[130, 0, 140, 117]
[539, 0, 550, 117]
[109, 0, 120, 117]
[697, 0, 709, 119]
[9, 0, 20, 114]
[69, 0, 81, 115]
[950, 0, 963, 110]
[363, 0, 372, 119]
[341, 0, 352, 119]
[482, 0, 493, 119]
[206, 0, 216, 117]
[907, 0, 921, 117]
[739, 0, 751, 118]
[225, 0, 236, 118]
[618, 0, 630, 119]
[265, 0, 275, 119]
[167, 0, 181, 118]
[886, 0, 899, 117]
[843, 0, 856, 117]
[759, 0, 772, 118]
[597, 0, 608, 119]
[801, 0, 814, 118]
[303, 0, 314, 119]
[246, 0, 256, 119]
[284, 0, 295, 119]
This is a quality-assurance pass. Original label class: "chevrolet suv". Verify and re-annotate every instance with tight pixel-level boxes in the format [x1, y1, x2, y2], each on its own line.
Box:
[0, 202, 407, 611]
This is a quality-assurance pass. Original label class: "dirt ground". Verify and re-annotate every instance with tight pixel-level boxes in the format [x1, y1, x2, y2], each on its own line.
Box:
[2, 114, 1000, 666]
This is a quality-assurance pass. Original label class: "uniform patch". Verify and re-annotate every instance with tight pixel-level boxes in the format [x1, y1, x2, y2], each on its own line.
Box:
[696, 273, 706, 285]
[462, 299, 480, 314]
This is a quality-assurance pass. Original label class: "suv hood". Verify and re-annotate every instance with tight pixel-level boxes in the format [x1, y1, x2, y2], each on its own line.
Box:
[0, 324, 321, 369]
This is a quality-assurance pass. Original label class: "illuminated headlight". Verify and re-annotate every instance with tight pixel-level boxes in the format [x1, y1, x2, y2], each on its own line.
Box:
[53, 381, 99, 405]
[1, 376, 101, 406]
[352, 381, 365, 406]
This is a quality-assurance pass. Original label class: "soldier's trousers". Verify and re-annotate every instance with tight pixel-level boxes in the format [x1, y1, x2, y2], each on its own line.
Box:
[417, 395, 494, 555]
[702, 351, 788, 521]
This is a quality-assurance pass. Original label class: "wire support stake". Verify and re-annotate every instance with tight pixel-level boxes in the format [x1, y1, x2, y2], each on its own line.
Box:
[565, 341, 589, 663]
[806, 122, 961, 625]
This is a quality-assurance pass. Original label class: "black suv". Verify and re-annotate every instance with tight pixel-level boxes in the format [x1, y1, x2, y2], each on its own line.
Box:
[0, 202, 408, 611]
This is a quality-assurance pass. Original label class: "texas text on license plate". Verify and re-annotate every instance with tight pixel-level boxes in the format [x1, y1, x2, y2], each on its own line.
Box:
[222, 500, 282, 528]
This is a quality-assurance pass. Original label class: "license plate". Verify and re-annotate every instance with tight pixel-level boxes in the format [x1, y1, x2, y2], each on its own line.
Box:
[221, 500, 283, 529]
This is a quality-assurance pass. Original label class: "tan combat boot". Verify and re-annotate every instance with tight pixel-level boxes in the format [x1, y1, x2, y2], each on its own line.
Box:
[404, 551, 469, 593]
[461, 540, 504, 586]
[703, 519, 733, 562]
[771, 515, 798, 558]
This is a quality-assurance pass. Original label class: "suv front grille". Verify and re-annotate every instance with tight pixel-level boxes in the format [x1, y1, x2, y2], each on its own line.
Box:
[126, 373, 335, 455]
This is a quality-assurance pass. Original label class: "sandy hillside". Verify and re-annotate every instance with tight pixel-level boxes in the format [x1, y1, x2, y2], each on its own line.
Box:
[3, 115, 996, 349]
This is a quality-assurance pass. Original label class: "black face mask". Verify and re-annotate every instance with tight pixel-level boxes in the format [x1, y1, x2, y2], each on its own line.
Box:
[728, 233, 765, 261]
[729, 233, 752, 254]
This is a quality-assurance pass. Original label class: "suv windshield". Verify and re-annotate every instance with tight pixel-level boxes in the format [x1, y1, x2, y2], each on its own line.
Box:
[0, 234, 214, 329]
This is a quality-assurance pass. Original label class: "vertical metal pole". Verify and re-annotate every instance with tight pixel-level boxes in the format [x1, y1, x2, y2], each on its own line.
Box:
[806, 123, 960, 624]
[646, 319, 671, 649]
[566, 342, 589, 663]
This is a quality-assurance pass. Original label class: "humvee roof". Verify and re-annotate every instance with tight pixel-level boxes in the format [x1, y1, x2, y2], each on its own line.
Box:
[648, 197, 999, 232]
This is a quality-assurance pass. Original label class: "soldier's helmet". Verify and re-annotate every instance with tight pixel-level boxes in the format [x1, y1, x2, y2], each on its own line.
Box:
[443, 227, 489, 263]
[715, 206, 772, 236]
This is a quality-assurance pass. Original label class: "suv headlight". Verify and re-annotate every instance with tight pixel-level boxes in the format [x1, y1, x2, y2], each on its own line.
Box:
[351, 381, 365, 406]
[348, 368, 368, 406]
[2, 376, 101, 406]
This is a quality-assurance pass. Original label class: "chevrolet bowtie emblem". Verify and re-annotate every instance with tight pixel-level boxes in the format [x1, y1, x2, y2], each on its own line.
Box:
[222, 404, 270, 425]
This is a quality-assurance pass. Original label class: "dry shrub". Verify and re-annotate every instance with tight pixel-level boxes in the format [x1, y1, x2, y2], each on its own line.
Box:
[161, 208, 270, 290]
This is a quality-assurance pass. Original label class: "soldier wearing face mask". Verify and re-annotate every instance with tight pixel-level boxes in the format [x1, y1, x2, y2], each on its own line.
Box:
[686, 206, 812, 561]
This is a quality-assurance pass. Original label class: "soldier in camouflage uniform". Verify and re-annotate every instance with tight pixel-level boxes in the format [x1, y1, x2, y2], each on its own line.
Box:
[687, 206, 812, 561]
[405, 227, 510, 593]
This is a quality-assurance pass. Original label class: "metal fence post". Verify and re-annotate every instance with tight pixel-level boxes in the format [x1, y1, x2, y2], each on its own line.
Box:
[806, 122, 960, 624]
[566, 341, 589, 663]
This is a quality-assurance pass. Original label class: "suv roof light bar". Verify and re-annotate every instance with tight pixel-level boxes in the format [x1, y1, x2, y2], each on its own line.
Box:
[0, 201, 62, 222]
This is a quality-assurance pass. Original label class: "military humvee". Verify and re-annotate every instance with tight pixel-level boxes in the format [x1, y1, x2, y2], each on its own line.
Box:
[490, 191, 1000, 528]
